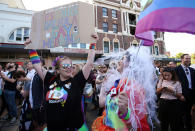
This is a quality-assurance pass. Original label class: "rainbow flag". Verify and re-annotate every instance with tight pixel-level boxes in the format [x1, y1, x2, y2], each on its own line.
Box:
[135, 0, 195, 46]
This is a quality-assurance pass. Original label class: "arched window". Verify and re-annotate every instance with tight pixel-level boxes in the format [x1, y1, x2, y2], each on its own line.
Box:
[104, 41, 110, 53]
[131, 39, 139, 47]
[8, 27, 30, 42]
[113, 39, 119, 52]
[103, 37, 110, 53]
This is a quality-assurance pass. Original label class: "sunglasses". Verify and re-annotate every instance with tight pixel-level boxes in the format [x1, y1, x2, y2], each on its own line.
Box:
[61, 64, 72, 69]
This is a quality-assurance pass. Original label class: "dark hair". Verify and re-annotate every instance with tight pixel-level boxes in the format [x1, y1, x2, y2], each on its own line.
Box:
[169, 61, 176, 64]
[154, 61, 160, 64]
[163, 67, 178, 82]
[181, 54, 189, 59]
[49, 66, 52, 70]
[13, 71, 26, 79]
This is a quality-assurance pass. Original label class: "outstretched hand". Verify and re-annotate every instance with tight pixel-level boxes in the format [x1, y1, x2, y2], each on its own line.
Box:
[24, 39, 31, 47]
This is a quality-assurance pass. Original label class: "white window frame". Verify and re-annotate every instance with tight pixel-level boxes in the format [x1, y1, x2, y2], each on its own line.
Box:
[71, 43, 78, 48]
[103, 39, 110, 54]
[113, 24, 118, 33]
[113, 40, 120, 52]
[102, 7, 108, 17]
[8, 27, 30, 43]
[103, 22, 108, 32]
[112, 9, 117, 18]
[80, 43, 86, 49]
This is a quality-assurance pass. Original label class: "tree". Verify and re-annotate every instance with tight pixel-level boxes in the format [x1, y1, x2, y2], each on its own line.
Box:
[191, 53, 195, 64]
[175, 53, 184, 59]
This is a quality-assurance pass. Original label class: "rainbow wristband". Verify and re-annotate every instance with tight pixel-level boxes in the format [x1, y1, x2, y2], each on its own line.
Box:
[118, 108, 131, 120]
[124, 109, 131, 121]
[29, 49, 41, 64]
[118, 109, 128, 119]
[89, 43, 96, 50]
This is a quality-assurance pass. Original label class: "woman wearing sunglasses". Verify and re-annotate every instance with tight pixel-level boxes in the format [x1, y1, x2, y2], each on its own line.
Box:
[24, 34, 98, 131]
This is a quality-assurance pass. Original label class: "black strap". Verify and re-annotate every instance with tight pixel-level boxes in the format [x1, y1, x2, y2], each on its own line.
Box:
[39, 69, 46, 112]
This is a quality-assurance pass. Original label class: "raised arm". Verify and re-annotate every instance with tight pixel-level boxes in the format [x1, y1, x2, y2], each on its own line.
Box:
[82, 34, 98, 80]
[24, 40, 47, 81]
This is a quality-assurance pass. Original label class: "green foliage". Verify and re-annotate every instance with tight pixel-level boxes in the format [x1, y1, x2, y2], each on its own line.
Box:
[191, 53, 195, 64]
[175, 53, 184, 59]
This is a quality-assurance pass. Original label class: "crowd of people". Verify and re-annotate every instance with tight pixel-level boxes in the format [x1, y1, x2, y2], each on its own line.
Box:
[155, 55, 195, 131]
[0, 37, 194, 131]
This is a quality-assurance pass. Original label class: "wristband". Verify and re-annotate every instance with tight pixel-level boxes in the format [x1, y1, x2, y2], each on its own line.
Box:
[29, 49, 41, 64]
[118, 108, 128, 119]
[89, 43, 96, 50]
[124, 109, 131, 121]
[118, 108, 131, 121]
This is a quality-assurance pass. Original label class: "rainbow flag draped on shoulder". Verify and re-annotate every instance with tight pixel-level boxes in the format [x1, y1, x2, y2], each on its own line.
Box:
[135, 0, 195, 46]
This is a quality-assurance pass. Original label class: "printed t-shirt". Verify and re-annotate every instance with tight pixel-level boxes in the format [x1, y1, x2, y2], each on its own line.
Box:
[44, 71, 86, 130]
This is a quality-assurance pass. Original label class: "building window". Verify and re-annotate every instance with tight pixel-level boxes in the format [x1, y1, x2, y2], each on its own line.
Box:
[80, 43, 86, 49]
[130, 26, 136, 35]
[16, 28, 22, 41]
[9, 32, 14, 40]
[102, 7, 108, 17]
[113, 24, 118, 33]
[9, 27, 30, 42]
[154, 46, 159, 55]
[112, 10, 117, 18]
[103, 22, 108, 32]
[129, 14, 136, 25]
[104, 41, 109, 53]
[23, 28, 30, 41]
[114, 42, 119, 52]
[71, 43, 77, 48]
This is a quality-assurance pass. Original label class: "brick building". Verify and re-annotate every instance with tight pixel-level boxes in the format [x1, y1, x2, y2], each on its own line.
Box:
[0, 0, 167, 67]
[94, 0, 167, 58]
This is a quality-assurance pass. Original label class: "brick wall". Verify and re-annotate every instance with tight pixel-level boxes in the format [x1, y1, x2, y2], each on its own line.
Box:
[157, 41, 165, 55]
[97, 6, 121, 32]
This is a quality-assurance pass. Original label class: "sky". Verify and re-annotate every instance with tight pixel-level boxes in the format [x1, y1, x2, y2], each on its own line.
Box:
[22, 0, 195, 56]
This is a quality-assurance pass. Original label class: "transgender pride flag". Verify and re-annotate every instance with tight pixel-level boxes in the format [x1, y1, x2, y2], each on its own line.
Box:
[135, 0, 195, 46]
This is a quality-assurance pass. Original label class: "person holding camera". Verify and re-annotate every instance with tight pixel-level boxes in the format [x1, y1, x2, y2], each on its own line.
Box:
[157, 67, 185, 131]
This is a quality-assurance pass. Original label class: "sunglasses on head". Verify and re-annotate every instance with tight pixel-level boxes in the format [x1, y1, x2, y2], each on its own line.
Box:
[61, 64, 72, 69]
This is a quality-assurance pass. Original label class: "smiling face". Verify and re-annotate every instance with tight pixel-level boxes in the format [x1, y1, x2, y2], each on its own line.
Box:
[182, 55, 191, 67]
[59, 59, 73, 79]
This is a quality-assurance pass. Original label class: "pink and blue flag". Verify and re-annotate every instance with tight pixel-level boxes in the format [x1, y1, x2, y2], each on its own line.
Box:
[135, 0, 195, 46]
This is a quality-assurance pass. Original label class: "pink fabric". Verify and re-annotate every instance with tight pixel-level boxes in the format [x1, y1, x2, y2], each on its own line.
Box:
[136, 7, 195, 46]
